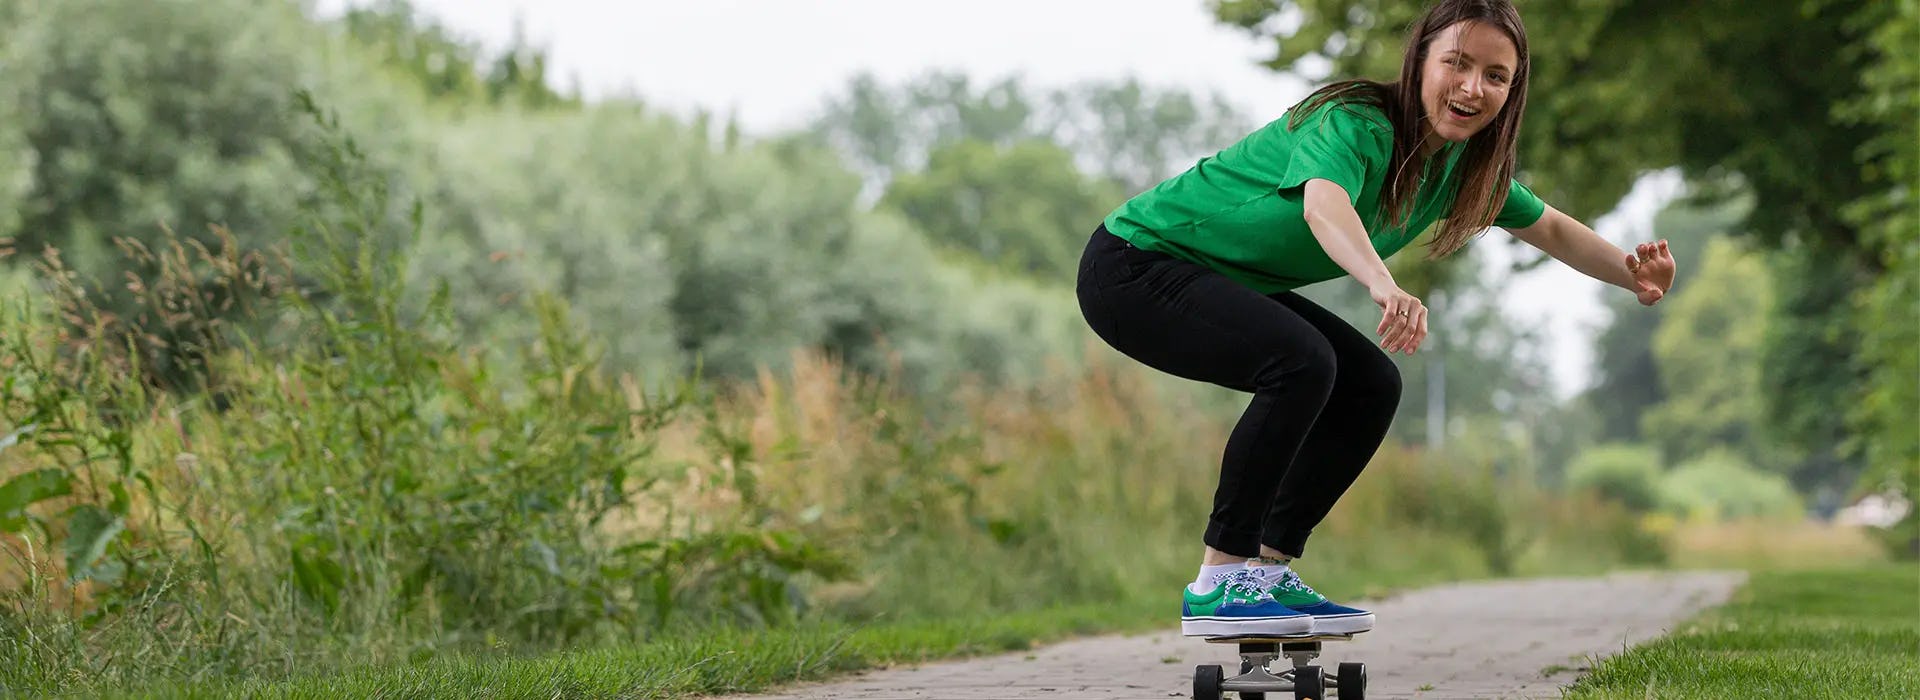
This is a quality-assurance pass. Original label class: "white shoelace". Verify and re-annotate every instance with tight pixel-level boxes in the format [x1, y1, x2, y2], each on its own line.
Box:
[1275, 569, 1320, 597]
[1249, 567, 1320, 598]
[1211, 569, 1274, 599]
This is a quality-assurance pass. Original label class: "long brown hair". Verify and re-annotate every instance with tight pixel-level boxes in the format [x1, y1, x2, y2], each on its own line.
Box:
[1286, 0, 1530, 259]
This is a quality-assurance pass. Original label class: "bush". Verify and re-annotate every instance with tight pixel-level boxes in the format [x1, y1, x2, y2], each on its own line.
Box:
[1566, 444, 1663, 512]
[1659, 449, 1804, 521]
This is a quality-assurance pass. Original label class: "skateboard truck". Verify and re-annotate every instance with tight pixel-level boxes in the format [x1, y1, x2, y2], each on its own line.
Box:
[1194, 634, 1368, 700]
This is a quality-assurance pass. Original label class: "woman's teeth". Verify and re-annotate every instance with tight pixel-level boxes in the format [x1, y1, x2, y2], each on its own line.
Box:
[1447, 100, 1480, 117]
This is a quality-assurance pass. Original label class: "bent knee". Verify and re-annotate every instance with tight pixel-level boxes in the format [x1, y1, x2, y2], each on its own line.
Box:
[1250, 336, 1338, 395]
[1347, 353, 1403, 402]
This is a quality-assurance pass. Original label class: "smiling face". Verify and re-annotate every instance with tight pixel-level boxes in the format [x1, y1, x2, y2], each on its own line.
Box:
[1418, 20, 1519, 154]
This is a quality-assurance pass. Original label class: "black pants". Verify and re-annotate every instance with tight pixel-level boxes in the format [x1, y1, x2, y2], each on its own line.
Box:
[1075, 226, 1401, 558]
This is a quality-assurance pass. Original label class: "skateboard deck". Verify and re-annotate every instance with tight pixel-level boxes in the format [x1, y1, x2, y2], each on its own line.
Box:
[1202, 632, 1358, 644]
[1193, 632, 1367, 699]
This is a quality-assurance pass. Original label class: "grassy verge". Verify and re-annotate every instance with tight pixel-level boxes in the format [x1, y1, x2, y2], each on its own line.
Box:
[1564, 563, 1919, 699]
[125, 597, 1162, 699]
[145, 556, 1525, 699]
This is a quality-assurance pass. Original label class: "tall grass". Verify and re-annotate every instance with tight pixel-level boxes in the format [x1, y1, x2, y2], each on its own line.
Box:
[0, 97, 1662, 695]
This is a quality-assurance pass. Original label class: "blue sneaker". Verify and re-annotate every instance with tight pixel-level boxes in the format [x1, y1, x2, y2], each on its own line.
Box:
[1181, 569, 1314, 637]
[1258, 567, 1374, 634]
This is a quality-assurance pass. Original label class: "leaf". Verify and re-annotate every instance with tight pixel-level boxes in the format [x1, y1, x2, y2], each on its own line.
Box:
[0, 469, 72, 533]
[64, 505, 124, 582]
[291, 547, 345, 614]
[108, 481, 130, 517]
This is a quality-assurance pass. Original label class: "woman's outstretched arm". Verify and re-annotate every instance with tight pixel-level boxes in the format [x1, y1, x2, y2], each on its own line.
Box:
[1509, 205, 1675, 306]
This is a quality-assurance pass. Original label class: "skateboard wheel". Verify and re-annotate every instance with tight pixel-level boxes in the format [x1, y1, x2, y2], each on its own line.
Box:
[1292, 664, 1323, 700]
[1337, 661, 1366, 700]
[1194, 664, 1224, 700]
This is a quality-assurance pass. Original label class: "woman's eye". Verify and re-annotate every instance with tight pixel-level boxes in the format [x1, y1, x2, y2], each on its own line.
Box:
[1489, 73, 1509, 84]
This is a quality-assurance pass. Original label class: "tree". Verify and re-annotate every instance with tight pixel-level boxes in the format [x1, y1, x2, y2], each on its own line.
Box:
[1838, 0, 1917, 553]
[0, 0, 30, 243]
[1, 0, 317, 269]
[1759, 246, 1871, 496]
[807, 71, 1037, 194]
[1041, 79, 1255, 194]
[338, 0, 579, 112]
[807, 70, 1251, 196]
[0, 0, 438, 390]
[878, 140, 1125, 278]
[1641, 238, 1776, 470]
[1583, 195, 1739, 443]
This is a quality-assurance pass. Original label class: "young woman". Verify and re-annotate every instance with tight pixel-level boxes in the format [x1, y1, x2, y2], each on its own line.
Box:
[1075, 0, 1676, 637]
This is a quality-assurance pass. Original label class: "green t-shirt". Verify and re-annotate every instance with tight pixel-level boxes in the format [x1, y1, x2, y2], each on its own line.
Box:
[1103, 99, 1547, 294]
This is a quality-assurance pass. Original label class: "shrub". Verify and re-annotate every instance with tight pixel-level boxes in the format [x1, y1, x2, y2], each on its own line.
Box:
[1566, 444, 1663, 512]
[1659, 449, 1804, 521]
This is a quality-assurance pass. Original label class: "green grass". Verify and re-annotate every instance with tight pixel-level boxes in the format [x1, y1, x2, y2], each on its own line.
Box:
[1564, 563, 1920, 699]
[121, 597, 1167, 699]
[119, 558, 1498, 699]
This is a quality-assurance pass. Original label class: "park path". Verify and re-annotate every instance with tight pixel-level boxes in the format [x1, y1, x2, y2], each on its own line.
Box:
[711, 570, 1744, 700]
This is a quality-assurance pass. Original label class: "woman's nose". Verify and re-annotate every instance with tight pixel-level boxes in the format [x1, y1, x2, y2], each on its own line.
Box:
[1460, 75, 1484, 99]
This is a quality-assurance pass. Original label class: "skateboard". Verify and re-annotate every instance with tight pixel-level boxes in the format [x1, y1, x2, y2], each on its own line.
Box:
[1192, 633, 1367, 700]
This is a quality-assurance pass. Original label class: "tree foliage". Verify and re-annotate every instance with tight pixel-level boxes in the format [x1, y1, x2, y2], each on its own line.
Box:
[808, 70, 1252, 195]
[1641, 238, 1778, 471]
[1, 0, 316, 268]
[879, 139, 1124, 278]
[339, 0, 579, 112]
[1583, 196, 1740, 443]
[408, 104, 1088, 388]
[0, 0, 1103, 397]
[1839, 0, 1919, 505]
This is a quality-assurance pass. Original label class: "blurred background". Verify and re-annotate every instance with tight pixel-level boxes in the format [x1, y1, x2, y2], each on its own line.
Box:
[0, 0, 1911, 694]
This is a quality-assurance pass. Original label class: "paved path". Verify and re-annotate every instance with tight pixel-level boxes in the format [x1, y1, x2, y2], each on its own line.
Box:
[714, 570, 1745, 700]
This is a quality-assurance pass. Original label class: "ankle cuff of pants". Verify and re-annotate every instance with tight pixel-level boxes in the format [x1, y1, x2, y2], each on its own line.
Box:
[1267, 531, 1310, 559]
[1204, 521, 1263, 558]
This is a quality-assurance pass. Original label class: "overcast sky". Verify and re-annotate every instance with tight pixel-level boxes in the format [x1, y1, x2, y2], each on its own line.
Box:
[313, 0, 1682, 397]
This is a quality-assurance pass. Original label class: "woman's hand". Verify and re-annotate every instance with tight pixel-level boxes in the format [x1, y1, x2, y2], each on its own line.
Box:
[1369, 281, 1427, 355]
[1626, 240, 1676, 306]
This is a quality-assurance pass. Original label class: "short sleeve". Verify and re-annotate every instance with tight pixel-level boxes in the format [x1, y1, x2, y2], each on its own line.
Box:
[1275, 104, 1390, 205]
[1494, 178, 1547, 229]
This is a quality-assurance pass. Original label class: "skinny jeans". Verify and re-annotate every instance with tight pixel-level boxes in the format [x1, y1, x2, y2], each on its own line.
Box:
[1075, 225, 1401, 558]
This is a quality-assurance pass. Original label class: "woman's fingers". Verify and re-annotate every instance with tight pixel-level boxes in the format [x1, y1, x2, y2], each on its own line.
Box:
[1379, 301, 1426, 354]
[1396, 304, 1427, 354]
[1411, 304, 1429, 353]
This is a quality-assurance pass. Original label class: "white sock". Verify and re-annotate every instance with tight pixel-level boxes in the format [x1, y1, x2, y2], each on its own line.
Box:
[1189, 563, 1244, 594]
